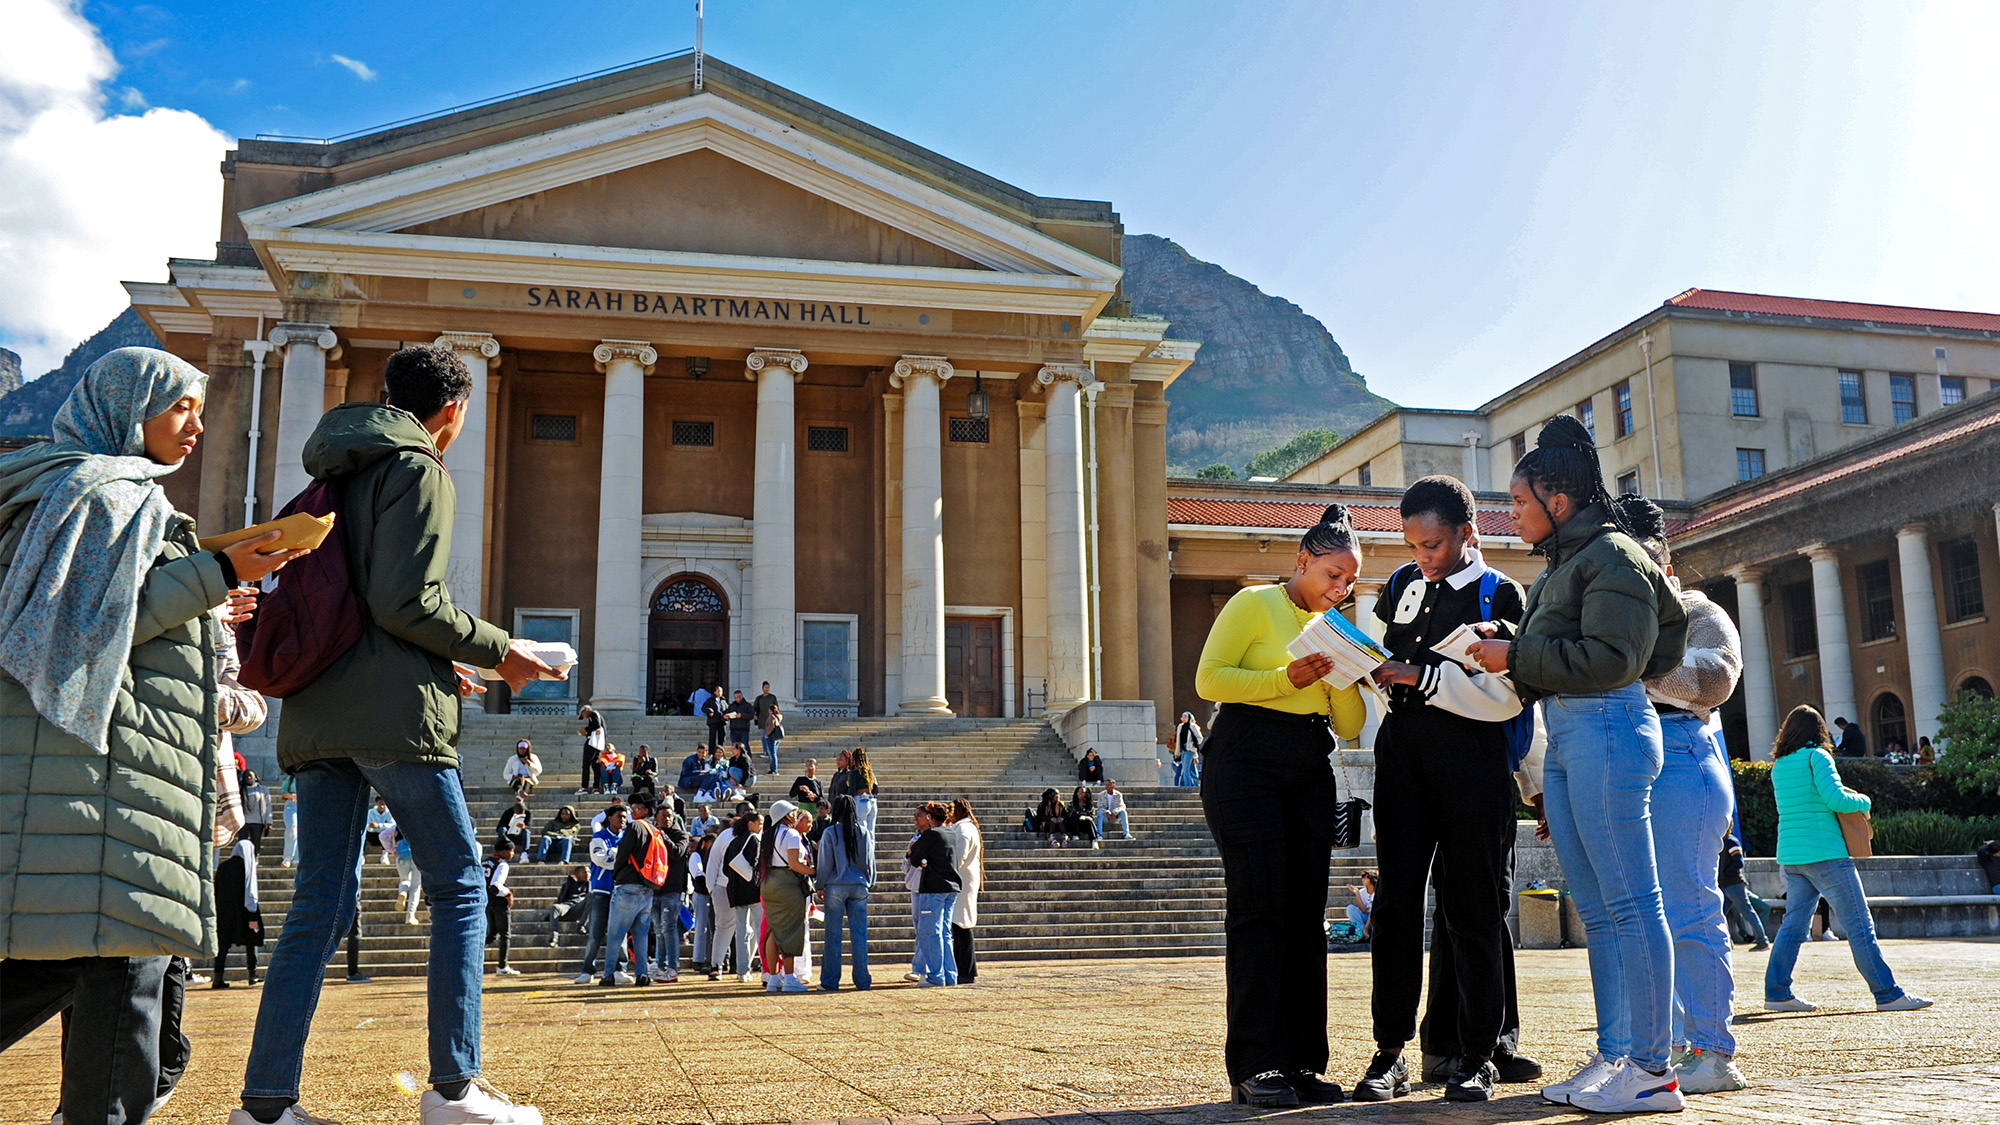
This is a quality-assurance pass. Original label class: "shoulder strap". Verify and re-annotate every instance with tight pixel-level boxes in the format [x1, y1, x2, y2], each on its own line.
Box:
[1386, 562, 1422, 605]
[1479, 568, 1501, 617]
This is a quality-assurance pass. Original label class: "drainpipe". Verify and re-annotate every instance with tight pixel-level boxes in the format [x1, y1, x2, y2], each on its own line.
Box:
[1085, 362, 1104, 702]
[242, 315, 272, 528]
[1640, 331, 1663, 495]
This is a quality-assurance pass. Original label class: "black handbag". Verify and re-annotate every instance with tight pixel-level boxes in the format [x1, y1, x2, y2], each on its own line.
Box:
[1331, 796, 1372, 850]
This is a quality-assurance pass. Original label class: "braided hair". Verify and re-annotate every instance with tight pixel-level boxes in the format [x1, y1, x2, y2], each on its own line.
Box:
[1511, 415, 1634, 554]
[1400, 474, 1476, 528]
[1299, 503, 1357, 557]
[1611, 494, 1670, 565]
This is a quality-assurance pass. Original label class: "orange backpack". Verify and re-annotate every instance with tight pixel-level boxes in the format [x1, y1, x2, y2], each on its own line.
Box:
[629, 823, 668, 887]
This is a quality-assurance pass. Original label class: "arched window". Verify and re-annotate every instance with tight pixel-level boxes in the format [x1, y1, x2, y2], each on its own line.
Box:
[1959, 676, 1994, 701]
[1872, 692, 1908, 755]
[652, 578, 726, 615]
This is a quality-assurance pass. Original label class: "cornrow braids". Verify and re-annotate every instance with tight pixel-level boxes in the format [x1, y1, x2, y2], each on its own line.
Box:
[1611, 494, 1670, 565]
[1299, 503, 1358, 557]
[1511, 415, 1633, 557]
[1400, 475, 1476, 528]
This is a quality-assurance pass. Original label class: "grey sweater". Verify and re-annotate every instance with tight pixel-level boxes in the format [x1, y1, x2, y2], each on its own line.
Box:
[1643, 589, 1742, 722]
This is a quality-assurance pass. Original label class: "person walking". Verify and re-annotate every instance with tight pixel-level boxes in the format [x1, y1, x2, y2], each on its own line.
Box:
[1173, 711, 1203, 786]
[1718, 834, 1769, 950]
[754, 680, 781, 774]
[1763, 706, 1931, 1015]
[214, 830, 265, 987]
[600, 794, 666, 987]
[0, 348, 299, 1125]
[234, 344, 557, 1125]
[689, 831, 718, 972]
[366, 795, 398, 866]
[280, 773, 300, 867]
[484, 840, 519, 977]
[578, 705, 606, 792]
[241, 770, 274, 854]
[818, 794, 876, 990]
[946, 799, 984, 984]
[908, 802, 963, 986]
[395, 831, 423, 925]
[1194, 503, 1369, 1108]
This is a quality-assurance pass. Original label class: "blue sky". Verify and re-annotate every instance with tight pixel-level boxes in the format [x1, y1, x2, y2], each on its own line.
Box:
[4, 1, 1995, 410]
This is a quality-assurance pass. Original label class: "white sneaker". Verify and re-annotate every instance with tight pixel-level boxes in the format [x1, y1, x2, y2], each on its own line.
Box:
[1763, 997, 1818, 1012]
[496, 966, 521, 976]
[404, 914, 419, 926]
[737, 972, 753, 983]
[1542, 1052, 1618, 1104]
[1565, 1058, 1685, 1113]
[614, 971, 635, 985]
[1877, 992, 1934, 1011]
[659, 970, 679, 983]
[1674, 1047, 1748, 1094]
[419, 1078, 544, 1125]
[226, 1107, 345, 1125]
[572, 972, 592, 985]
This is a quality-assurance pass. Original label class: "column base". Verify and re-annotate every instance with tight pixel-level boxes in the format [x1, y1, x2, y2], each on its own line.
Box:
[897, 698, 955, 717]
[589, 696, 645, 713]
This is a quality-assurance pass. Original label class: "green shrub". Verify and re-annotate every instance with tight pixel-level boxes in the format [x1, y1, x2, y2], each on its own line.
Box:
[1937, 691, 2000, 800]
[1732, 761, 1777, 857]
[1869, 811, 2000, 856]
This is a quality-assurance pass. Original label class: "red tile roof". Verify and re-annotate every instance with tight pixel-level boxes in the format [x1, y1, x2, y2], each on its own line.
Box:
[1167, 497, 1523, 538]
[1667, 289, 2000, 333]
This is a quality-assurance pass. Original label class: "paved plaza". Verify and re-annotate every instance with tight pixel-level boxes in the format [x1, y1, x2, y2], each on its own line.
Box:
[5, 940, 1998, 1124]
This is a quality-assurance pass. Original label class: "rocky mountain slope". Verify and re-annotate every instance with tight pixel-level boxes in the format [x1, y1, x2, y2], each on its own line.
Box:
[0, 348, 21, 398]
[1122, 234, 1392, 475]
[0, 309, 160, 439]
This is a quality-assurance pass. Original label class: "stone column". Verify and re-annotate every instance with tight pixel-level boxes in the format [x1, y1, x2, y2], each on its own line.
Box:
[747, 347, 808, 708]
[1096, 379, 1140, 700]
[1460, 431, 1483, 492]
[589, 340, 656, 712]
[268, 322, 337, 509]
[1038, 363, 1095, 712]
[1897, 524, 1949, 743]
[1804, 544, 1857, 730]
[434, 332, 500, 616]
[1731, 566, 1780, 761]
[1133, 390, 1175, 744]
[891, 355, 953, 715]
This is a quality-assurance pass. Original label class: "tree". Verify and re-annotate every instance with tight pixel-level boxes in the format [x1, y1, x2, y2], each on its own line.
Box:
[1195, 463, 1237, 480]
[1242, 427, 1339, 480]
[1935, 691, 2000, 799]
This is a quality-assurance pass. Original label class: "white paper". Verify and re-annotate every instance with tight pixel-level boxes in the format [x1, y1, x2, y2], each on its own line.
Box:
[476, 641, 578, 681]
[1429, 623, 1487, 669]
[1285, 610, 1390, 689]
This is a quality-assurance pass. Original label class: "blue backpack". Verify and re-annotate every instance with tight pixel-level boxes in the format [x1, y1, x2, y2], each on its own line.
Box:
[1387, 563, 1535, 773]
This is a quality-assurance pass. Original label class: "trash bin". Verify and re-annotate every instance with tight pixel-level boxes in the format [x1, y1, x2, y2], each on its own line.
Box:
[1517, 887, 1563, 949]
[1561, 892, 1589, 948]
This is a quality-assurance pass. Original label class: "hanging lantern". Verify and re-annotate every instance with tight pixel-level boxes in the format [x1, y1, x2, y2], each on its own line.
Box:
[967, 372, 991, 420]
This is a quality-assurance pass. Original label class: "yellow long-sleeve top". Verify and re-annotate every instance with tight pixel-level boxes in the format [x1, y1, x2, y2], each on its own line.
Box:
[1196, 584, 1367, 739]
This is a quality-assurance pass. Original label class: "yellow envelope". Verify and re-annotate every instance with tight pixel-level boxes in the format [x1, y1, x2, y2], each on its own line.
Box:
[197, 511, 334, 553]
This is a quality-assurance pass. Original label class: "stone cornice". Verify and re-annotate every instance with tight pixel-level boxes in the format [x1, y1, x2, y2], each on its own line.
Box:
[593, 339, 658, 374]
[888, 355, 953, 389]
[434, 331, 501, 359]
[744, 347, 809, 380]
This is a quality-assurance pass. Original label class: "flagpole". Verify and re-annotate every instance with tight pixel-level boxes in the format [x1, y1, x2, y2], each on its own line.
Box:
[694, 0, 704, 91]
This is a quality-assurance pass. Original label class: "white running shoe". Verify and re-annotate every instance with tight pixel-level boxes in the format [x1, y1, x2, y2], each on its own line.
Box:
[496, 966, 521, 976]
[1674, 1048, 1748, 1094]
[419, 1078, 544, 1125]
[226, 1107, 345, 1125]
[1763, 997, 1818, 1012]
[404, 914, 418, 926]
[1541, 1052, 1618, 1104]
[781, 974, 809, 993]
[659, 970, 679, 982]
[614, 971, 635, 985]
[571, 972, 592, 985]
[1565, 1058, 1686, 1113]
[1877, 993, 1934, 1011]
[737, 972, 753, 983]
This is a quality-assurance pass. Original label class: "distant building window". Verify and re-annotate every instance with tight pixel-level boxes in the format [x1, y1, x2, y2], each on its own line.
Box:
[1358, 461, 1373, 487]
[1873, 692, 1907, 754]
[1577, 398, 1596, 440]
[1729, 362, 1759, 417]
[1944, 536, 1984, 622]
[1839, 371, 1867, 424]
[1617, 469, 1640, 495]
[806, 425, 850, 453]
[671, 420, 715, 447]
[1890, 374, 1917, 424]
[947, 416, 989, 444]
[1858, 559, 1896, 641]
[1511, 432, 1527, 463]
[1614, 381, 1635, 438]
[1737, 448, 1765, 481]
[1941, 376, 1966, 406]
[528, 412, 577, 443]
[1783, 581, 1817, 658]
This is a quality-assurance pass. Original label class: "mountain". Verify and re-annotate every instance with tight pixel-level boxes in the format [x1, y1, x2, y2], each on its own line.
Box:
[0, 308, 160, 439]
[0, 349, 20, 398]
[1121, 234, 1393, 476]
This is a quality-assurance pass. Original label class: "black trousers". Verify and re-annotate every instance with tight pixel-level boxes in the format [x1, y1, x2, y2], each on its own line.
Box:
[1200, 703, 1341, 1084]
[242, 821, 269, 853]
[706, 720, 726, 750]
[0, 955, 170, 1125]
[1369, 711, 1518, 1059]
[216, 943, 261, 983]
[951, 923, 977, 983]
[1420, 872, 1523, 1060]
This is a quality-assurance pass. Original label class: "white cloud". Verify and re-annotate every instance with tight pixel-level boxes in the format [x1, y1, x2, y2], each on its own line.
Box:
[229, 77, 251, 94]
[329, 54, 377, 82]
[0, 0, 228, 377]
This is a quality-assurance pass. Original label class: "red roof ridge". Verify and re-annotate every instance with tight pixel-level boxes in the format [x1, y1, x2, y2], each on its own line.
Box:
[1667, 289, 2000, 333]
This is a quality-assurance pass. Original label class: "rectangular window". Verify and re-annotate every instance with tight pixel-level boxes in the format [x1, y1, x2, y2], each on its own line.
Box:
[528, 413, 577, 443]
[1890, 374, 1917, 424]
[947, 416, 990, 444]
[1729, 362, 1760, 417]
[1577, 398, 1596, 440]
[1941, 376, 1966, 406]
[1358, 461, 1372, 487]
[1859, 559, 1896, 641]
[1784, 582, 1818, 658]
[1511, 432, 1527, 463]
[513, 611, 578, 704]
[1944, 536, 1984, 622]
[670, 420, 715, 447]
[1617, 469, 1640, 496]
[1737, 448, 1765, 481]
[800, 620, 851, 702]
[805, 425, 850, 453]
[1615, 381, 1635, 438]
[1839, 371, 1868, 424]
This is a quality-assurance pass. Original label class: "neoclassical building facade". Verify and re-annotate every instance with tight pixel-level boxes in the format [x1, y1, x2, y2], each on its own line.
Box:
[126, 55, 1195, 737]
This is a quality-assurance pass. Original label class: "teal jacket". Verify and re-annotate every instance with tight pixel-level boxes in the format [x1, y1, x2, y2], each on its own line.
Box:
[1773, 744, 1871, 866]
[1512, 503, 1687, 702]
[277, 403, 509, 770]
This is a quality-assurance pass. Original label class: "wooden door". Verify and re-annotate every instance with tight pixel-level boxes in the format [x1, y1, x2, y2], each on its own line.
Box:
[945, 616, 1002, 717]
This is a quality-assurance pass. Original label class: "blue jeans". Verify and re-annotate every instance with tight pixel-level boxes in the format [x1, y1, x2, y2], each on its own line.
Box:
[821, 883, 872, 989]
[763, 733, 780, 775]
[650, 891, 685, 975]
[1540, 684, 1673, 1071]
[603, 885, 654, 983]
[1765, 858, 1905, 1004]
[538, 835, 574, 864]
[1722, 884, 1769, 945]
[691, 893, 713, 965]
[914, 891, 958, 984]
[244, 758, 485, 1098]
[1095, 807, 1132, 839]
[1649, 711, 1737, 1054]
[577, 893, 624, 976]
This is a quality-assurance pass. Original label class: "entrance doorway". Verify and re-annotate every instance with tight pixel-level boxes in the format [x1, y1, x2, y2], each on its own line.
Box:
[945, 616, 1001, 717]
[647, 575, 728, 715]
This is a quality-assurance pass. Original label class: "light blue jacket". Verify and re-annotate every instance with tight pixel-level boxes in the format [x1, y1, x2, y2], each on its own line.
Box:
[1773, 744, 1871, 866]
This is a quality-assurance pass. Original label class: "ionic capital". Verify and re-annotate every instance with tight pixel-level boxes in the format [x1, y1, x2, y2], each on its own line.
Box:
[1728, 565, 1768, 584]
[1802, 542, 1839, 565]
[594, 339, 658, 375]
[1034, 363, 1096, 392]
[744, 347, 808, 381]
[888, 355, 953, 389]
[434, 331, 501, 360]
[270, 322, 337, 352]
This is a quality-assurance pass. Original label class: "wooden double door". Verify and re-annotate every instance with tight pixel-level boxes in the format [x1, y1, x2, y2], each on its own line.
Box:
[944, 616, 1002, 718]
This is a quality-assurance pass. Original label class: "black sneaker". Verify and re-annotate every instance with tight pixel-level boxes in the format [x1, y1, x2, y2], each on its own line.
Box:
[1231, 1071, 1300, 1109]
[1284, 1072, 1345, 1104]
[1444, 1058, 1497, 1102]
[1353, 1051, 1410, 1102]
[1493, 1048, 1543, 1083]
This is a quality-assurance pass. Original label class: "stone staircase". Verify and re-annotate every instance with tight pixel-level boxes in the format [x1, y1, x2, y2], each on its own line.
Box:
[252, 714, 1380, 977]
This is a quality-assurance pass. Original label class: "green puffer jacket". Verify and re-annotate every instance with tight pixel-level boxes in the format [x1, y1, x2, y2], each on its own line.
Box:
[0, 514, 228, 960]
[278, 403, 510, 771]
[1512, 503, 1687, 702]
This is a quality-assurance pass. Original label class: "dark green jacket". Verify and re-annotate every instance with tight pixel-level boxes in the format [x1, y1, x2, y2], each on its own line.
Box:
[1512, 503, 1687, 702]
[277, 403, 509, 770]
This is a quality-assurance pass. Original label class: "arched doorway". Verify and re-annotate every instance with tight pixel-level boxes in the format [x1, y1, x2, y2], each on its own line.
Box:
[647, 575, 728, 715]
[1959, 675, 1994, 701]
[1872, 691, 1908, 756]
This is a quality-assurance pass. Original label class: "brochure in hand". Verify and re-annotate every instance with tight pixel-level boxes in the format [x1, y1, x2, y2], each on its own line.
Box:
[475, 641, 578, 682]
[1429, 622, 1487, 669]
[1285, 608, 1391, 689]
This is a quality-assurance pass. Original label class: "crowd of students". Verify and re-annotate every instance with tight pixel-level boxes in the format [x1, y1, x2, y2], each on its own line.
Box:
[1195, 417, 1932, 1115]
